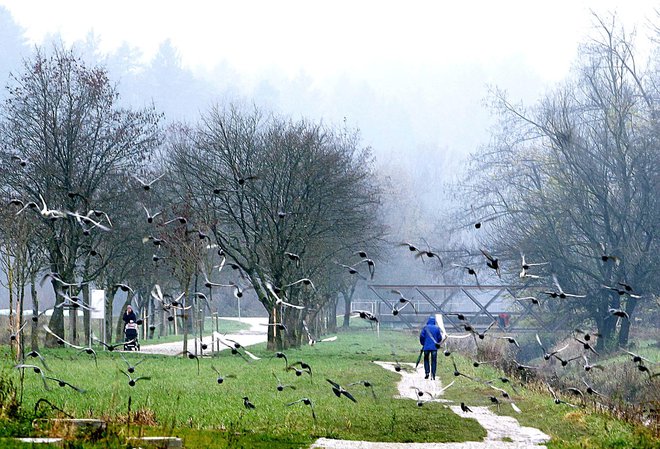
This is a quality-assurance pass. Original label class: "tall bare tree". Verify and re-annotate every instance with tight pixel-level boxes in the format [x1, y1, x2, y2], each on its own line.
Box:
[0, 46, 162, 345]
[166, 105, 384, 349]
[463, 15, 660, 349]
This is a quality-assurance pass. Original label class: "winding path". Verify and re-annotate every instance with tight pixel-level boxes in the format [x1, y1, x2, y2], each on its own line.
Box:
[311, 362, 550, 449]
[136, 317, 268, 356]
[136, 324, 550, 448]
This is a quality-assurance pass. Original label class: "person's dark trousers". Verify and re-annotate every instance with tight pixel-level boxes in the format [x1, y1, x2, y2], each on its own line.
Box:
[423, 350, 438, 379]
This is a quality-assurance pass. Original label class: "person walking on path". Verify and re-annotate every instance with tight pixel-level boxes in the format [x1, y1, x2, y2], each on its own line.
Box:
[419, 315, 443, 380]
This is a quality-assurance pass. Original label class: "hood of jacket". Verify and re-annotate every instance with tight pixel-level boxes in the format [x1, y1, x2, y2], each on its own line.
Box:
[426, 316, 437, 326]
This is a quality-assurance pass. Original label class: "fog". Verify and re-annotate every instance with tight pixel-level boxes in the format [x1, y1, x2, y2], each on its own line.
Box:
[0, 2, 657, 310]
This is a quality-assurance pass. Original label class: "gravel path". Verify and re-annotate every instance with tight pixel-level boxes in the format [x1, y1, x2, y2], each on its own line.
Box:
[136, 317, 268, 356]
[311, 362, 550, 449]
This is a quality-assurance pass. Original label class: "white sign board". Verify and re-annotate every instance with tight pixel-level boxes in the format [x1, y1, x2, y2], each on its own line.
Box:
[91, 289, 105, 319]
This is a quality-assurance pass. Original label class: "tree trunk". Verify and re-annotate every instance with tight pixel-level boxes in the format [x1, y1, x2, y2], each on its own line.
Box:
[282, 308, 303, 349]
[341, 281, 358, 328]
[618, 297, 638, 347]
[30, 274, 39, 351]
[17, 275, 25, 360]
[342, 292, 351, 328]
[46, 279, 66, 347]
[597, 291, 622, 352]
[104, 287, 116, 343]
[82, 283, 91, 346]
[182, 293, 189, 354]
[158, 294, 165, 338]
[266, 306, 282, 351]
[326, 294, 337, 333]
[71, 304, 78, 346]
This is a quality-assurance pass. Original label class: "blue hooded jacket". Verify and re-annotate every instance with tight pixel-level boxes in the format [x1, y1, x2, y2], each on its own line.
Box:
[419, 316, 442, 351]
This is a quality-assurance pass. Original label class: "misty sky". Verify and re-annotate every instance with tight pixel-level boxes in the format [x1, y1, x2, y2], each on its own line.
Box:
[0, 1, 658, 176]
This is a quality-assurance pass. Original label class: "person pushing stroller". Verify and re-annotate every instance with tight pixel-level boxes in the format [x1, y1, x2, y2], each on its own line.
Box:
[122, 305, 140, 351]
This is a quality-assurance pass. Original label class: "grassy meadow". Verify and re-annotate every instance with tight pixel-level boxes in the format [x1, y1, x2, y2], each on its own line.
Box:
[0, 326, 658, 449]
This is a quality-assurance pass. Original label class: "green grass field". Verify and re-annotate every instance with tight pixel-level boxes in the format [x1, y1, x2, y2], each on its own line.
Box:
[0, 328, 657, 448]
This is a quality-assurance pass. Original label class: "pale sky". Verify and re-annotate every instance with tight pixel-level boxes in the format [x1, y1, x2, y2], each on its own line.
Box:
[1, 1, 658, 165]
[2, 1, 656, 83]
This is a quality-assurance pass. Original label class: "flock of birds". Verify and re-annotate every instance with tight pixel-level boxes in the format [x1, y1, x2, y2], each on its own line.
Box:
[3, 162, 658, 430]
[10, 317, 386, 425]
[346, 240, 657, 415]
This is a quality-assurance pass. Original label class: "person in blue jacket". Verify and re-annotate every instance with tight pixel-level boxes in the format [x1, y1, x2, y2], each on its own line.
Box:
[419, 315, 443, 380]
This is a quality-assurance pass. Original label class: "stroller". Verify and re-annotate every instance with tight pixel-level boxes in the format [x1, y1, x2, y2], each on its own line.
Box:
[124, 321, 141, 351]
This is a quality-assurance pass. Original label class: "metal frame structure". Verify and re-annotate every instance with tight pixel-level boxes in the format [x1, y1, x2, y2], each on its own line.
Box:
[366, 284, 563, 334]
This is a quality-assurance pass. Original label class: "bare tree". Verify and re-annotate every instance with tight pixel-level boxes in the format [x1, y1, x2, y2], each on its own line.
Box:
[166, 105, 384, 349]
[463, 15, 660, 349]
[0, 45, 162, 345]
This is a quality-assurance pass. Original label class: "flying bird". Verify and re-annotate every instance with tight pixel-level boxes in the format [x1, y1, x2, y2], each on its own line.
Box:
[355, 258, 376, 279]
[133, 173, 165, 191]
[119, 353, 145, 374]
[120, 370, 151, 387]
[451, 264, 480, 286]
[399, 242, 419, 252]
[620, 348, 654, 365]
[286, 397, 316, 422]
[496, 335, 520, 348]
[516, 296, 541, 305]
[581, 378, 607, 398]
[348, 380, 377, 399]
[547, 383, 578, 407]
[163, 216, 188, 226]
[284, 278, 316, 291]
[15, 364, 50, 390]
[450, 357, 474, 380]
[336, 262, 367, 280]
[273, 372, 297, 391]
[582, 355, 604, 372]
[221, 338, 261, 361]
[94, 337, 135, 352]
[544, 274, 586, 299]
[390, 290, 418, 315]
[284, 252, 301, 267]
[11, 154, 28, 167]
[45, 376, 86, 393]
[607, 308, 630, 321]
[326, 379, 357, 402]
[266, 282, 305, 310]
[141, 205, 162, 223]
[351, 310, 378, 324]
[9, 321, 29, 341]
[602, 284, 641, 299]
[599, 243, 619, 264]
[43, 325, 98, 367]
[480, 249, 501, 277]
[24, 350, 51, 371]
[573, 337, 600, 355]
[535, 334, 569, 360]
[176, 351, 201, 375]
[211, 365, 236, 384]
[474, 321, 497, 340]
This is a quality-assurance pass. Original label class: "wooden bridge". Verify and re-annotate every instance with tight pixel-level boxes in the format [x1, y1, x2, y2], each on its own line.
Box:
[362, 284, 561, 334]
